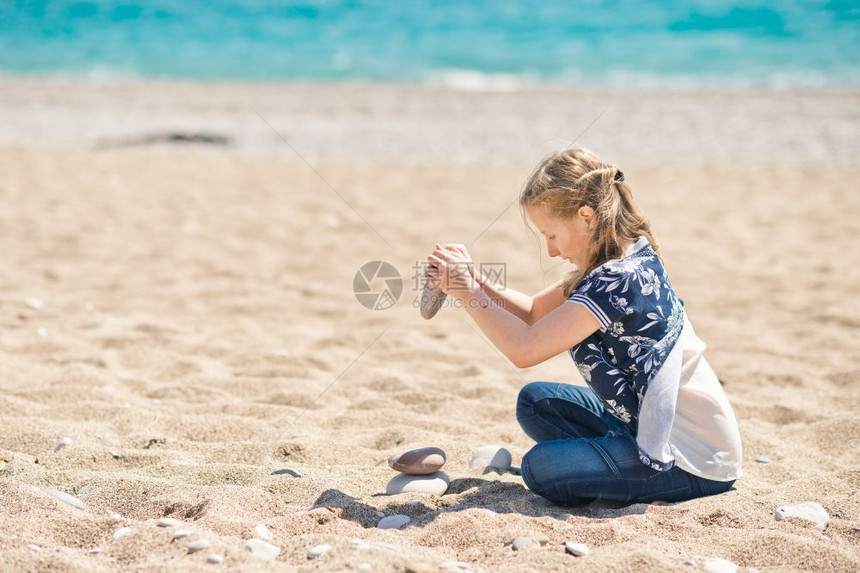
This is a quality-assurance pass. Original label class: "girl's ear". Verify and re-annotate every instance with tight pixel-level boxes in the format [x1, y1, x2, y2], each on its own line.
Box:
[578, 205, 595, 222]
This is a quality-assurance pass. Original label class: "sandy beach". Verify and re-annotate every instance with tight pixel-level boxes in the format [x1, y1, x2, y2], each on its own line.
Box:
[0, 78, 859, 572]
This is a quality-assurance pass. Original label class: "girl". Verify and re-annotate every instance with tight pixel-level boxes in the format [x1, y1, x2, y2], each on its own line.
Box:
[426, 147, 742, 506]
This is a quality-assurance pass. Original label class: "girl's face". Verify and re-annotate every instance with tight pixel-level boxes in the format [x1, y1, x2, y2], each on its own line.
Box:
[526, 202, 593, 269]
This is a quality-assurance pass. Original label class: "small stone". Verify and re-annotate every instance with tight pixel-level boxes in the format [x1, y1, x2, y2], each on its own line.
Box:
[469, 445, 512, 471]
[111, 513, 122, 521]
[419, 279, 448, 320]
[565, 541, 590, 556]
[386, 471, 449, 496]
[28, 544, 41, 552]
[245, 538, 280, 561]
[534, 534, 550, 546]
[756, 456, 771, 464]
[110, 450, 122, 459]
[207, 554, 224, 564]
[703, 557, 739, 573]
[25, 297, 43, 309]
[254, 523, 273, 540]
[388, 447, 446, 475]
[158, 517, 182, 527]
[376, 511, 385, 517]
[377, 514, 411, 529]
[113, 527, 131, 540]
[775, 501, 829, 531]
[54, 437, 73, 452]
[511, 536, 532, 551]
[45, 489, 84, 510]
[308, 543, 331, 559]
[187, 539, 210, 553]
[173, 529, 193, 540]
[271, 468, 301, 477]
[89, 547, 102, 554]
[321, 213, 342, 228]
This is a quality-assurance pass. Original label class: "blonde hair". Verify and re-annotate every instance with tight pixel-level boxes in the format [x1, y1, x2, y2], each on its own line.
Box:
[520, 147, 660, 297]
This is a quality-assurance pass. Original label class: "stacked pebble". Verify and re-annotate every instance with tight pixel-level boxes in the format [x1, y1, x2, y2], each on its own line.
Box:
[386, 447, 449, 496]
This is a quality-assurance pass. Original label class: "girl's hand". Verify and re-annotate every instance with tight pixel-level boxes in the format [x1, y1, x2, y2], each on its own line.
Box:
[427, 243, 480, 299]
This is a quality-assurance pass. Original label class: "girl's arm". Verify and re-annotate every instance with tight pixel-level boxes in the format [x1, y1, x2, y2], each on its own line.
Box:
[479, 277, 568, 326]
[432, 242, 569, 325]
[429, 247, 600, 368]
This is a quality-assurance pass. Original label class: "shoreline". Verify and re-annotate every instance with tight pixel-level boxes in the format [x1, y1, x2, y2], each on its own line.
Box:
[1, 76, 857, 167]
[4, 72, 860, 93]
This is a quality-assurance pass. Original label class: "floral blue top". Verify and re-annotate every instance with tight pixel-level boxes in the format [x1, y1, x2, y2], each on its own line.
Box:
[568, 236, 686, 471]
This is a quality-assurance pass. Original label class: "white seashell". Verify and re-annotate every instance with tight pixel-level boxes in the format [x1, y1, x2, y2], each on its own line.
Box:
[187, 539, 210, 553]
[307, 543, 331, 559]
[54, 437, 73, 452]
[113, 527, 131, 540]
[173, 529, 193, 540]
[245, 538, 280, 561]
[511, 537, 532, 551]
[254, 523, 272, 540]
[25, 297, 43, 309]
[45, 489, 84, 510]
[565, 541, 590, 556]
[774, 501, 829, 531]
[703, 557, 739, 573]
[207, 553, 224, 564]
[440, 561, 472, 570]
[157, 518, 182, 527]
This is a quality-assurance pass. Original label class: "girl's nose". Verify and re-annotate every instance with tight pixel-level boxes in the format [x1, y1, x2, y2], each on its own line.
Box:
[547, 244, 559, 258]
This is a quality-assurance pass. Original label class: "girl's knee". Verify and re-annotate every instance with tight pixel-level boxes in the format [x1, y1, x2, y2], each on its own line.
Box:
[521, 445, 589, 507]
[519, 446, 541, 494]
[516, 381, 551, 420]
[520, 443, 558, 496]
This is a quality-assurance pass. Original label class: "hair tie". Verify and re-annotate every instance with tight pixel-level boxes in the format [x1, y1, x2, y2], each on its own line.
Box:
[614, 169, 624, 182]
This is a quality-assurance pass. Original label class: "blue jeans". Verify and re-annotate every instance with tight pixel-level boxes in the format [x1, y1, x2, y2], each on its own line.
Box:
[516, 382, 735, 506]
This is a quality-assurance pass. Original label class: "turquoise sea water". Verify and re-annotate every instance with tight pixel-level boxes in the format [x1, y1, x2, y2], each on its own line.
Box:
[1, 1, 858, 87]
